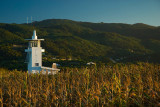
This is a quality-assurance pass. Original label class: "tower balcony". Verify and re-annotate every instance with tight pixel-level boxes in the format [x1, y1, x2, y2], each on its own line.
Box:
[25, 48, 32, 52]
[25, 48, 45, 52]
[41, 49, 45, 52]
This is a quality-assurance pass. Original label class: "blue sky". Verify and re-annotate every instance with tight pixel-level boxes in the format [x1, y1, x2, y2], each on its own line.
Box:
[0, 0, 160, 26]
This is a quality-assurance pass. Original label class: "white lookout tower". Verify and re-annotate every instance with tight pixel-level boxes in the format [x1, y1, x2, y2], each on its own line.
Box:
[25, 30, 60, 74]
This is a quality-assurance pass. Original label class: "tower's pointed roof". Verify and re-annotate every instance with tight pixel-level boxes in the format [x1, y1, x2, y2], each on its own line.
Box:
[32, 30, 37, 39]
[25, 30, 44, 41]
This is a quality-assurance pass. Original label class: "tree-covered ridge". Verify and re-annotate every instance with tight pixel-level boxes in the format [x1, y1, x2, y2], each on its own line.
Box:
[0, 19, 160, 70]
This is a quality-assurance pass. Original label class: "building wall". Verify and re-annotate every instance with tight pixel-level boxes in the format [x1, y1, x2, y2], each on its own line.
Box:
[26, 47, 42, 73]
[27, 52, 32, 72]
[32, 47, 42, 67]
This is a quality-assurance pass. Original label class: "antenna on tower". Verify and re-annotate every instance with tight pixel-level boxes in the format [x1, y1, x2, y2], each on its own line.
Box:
[31, 16, 35, 30]
[31, 16, 32, 24]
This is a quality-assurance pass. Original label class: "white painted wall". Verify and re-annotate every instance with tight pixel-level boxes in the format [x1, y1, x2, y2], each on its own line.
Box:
[32, 47, 42, 67]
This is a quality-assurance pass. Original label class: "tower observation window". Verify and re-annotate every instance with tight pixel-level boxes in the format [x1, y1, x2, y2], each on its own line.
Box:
[34, 42, 37, 47]
[29, 41, 38, 47]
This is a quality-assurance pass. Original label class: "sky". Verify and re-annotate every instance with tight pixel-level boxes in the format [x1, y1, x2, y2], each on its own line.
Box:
[0, 0, 160, 26]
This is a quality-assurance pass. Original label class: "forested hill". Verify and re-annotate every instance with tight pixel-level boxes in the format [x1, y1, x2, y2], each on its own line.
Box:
[0, 19, 160, 69]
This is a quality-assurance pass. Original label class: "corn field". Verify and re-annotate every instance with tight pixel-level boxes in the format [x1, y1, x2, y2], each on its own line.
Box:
[0, 63, 160, 107]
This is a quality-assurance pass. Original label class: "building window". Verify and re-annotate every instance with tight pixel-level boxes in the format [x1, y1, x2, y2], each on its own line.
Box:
[29, 41, 38, 47]
[35, 63, 39, 66]
[34, 42, 38, 47]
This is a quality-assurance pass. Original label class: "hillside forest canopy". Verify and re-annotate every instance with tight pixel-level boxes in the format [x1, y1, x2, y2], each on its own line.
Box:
[0, 19, 160, 70]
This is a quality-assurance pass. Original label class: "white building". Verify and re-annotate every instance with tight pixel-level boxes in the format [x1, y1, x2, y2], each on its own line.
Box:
[86, 62, 96, 65]
[25, 30, 60, 74]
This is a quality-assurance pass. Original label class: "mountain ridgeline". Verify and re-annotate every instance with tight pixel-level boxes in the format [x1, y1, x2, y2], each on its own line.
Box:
[0, 19, 160, 69]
